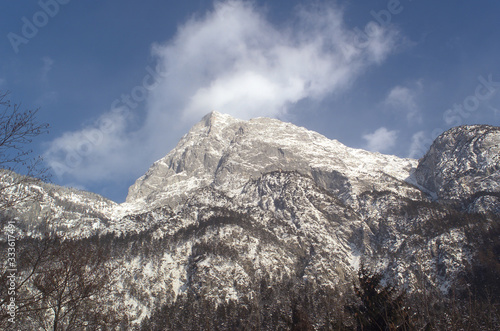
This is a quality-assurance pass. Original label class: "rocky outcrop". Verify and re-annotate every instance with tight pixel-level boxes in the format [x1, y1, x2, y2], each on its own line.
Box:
[415, 125, 500, 212]
[126, 111, 419, 211]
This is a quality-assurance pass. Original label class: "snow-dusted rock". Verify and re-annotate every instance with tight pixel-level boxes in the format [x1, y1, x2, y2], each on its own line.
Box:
[415, 125, 500, 211]
[126, 111, 419, 211]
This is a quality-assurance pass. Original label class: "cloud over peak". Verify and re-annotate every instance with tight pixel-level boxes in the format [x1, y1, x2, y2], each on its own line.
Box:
[363, 127, 398, 153]
[150, 0, 400, 120]
[44, 0, 401, 187]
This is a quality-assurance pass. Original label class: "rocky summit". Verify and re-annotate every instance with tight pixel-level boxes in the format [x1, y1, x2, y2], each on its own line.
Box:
[1, 112, 499, 329]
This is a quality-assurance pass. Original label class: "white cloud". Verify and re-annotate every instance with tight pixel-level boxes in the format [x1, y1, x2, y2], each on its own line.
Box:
[363, 127, 398, 153]
[385, 81, 422, 123]
[44, 107, 144, 182]
[149, 0, 400, 121]
[44, 0, 401, 185]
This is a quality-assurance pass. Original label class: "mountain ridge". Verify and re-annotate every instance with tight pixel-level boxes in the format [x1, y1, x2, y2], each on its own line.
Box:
[125, 111, 419, 214]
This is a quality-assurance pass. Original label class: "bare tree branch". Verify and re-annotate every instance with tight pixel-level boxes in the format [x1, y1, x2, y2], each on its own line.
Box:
[0, 90, 49, 211]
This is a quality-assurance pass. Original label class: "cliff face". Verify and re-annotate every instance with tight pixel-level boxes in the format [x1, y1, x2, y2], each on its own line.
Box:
[415, 125, 500, 213]
[2, 113, 499, 327]
[126, 111, 418, 210]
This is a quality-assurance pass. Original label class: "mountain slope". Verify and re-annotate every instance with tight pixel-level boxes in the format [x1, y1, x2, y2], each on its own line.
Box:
[0, 170, 117, 237]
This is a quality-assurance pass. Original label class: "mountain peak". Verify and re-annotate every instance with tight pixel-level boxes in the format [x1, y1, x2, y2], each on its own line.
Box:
[200, 110, 240, 128]
[125, 112, 418, 211]
[201, 110, 226, 123]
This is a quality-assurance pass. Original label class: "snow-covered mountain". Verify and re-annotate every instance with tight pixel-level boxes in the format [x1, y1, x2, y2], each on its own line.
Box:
[125, 111, 418, 211]
[2, 112, 499, 328]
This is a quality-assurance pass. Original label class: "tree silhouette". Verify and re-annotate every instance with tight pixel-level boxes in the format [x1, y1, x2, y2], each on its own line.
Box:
[353, 266, 409, 331]
[0, 90, 49, 210]
[0, 237, 121, 330]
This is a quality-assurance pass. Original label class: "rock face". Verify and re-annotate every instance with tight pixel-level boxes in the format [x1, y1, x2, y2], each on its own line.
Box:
[415, 125, 500, 212]
[1, 113, 499, 327]
[126, 111, 419, 211]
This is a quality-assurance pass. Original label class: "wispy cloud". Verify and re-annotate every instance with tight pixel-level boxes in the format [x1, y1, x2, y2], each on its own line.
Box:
[408, 130, 430, 159]
[44, 0, 402, 186]
[363, 127, 398, 153]
[384, 81, 422, 123]
[41, 56, 54, 82]
[35, 56, 59, 106]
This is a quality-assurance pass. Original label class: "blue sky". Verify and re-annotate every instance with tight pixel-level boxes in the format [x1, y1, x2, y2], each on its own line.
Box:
[1, 0, 499, 202]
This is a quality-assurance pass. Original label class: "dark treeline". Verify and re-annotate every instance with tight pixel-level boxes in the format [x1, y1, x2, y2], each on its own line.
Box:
[140, 266, 500, 331]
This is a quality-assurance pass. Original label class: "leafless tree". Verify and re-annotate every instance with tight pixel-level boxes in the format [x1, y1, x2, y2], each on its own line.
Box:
[0, 237, 122, 330]
[0, 90, 49, 210]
